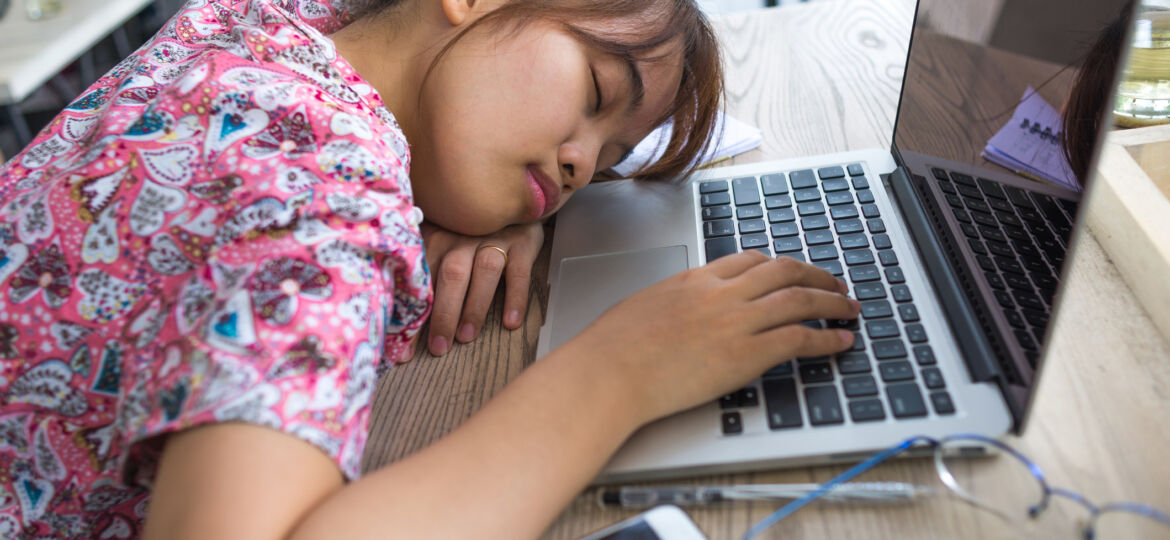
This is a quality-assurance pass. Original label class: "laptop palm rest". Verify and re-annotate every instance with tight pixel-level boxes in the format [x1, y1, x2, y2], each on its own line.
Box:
[546, 245, 689, 350]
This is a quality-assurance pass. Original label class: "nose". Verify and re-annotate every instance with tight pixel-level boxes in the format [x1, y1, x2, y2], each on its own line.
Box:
[557, 138, 601, 192]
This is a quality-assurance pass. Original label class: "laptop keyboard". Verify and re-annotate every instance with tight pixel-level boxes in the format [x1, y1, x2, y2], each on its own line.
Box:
[701, 164, 955, 435]
[928, 167, 1075, 369]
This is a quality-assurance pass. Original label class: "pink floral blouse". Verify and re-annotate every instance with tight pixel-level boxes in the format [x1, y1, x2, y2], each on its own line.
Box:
[0, 0, 432, 536]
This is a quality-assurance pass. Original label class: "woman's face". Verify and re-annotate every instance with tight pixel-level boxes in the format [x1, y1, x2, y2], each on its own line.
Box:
[406, 19, 684, 236]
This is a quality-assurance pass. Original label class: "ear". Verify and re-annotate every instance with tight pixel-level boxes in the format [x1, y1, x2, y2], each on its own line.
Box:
[439, 0, 476, 27]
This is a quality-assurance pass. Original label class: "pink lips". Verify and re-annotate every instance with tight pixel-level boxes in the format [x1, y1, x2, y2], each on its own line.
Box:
[526, 166, 559, 220]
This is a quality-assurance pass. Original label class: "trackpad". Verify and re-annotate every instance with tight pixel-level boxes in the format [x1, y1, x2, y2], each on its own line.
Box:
[548, 245, 690, 350]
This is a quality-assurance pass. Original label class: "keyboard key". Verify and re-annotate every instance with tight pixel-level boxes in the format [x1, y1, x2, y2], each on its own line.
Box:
[765, 195, 793, 209]
[849, 265, 881, 283]
[950, 172, 977, 187]
[873, 234, 892, 250]
[768, 208, 796, 223]
[867, 218, 886, 233]
[764, 361, 794, 377]
[809, 245, 839, 262]
[862, 204, 881, 218]
[856, 189, 875, 203]
[814, 260, 844, 276]
[823, 179, 850, 192]
[721, 411, 744, 434]
[866, 320, 900, 339]
[771, 222, 799, 237]
[852, 176, 870, 190]
[1015, 329, 1038, 351]
[790, 170, 817, 189]
[705, 237, 737, 261]
[818, 166, 845, 179]
[830, 205, 859, 220]
[774, 237, 802, 253]
[699, 180, 728, 194]
[891, 284, 912, 303]
[897, 304, 919, 322]
[905, 324, 928, 343]
[851, 332, 865, 352]
[844, 249, 875, 266]
[912, 345, 936, 365]
[835, 219, 864, 234]
[801, 215, 830, 230]
[861, 299, 893, 319]
[826, 191, 854, 206]
[779, 252, 806, 263]
[978, 178, 1006, 199]
[805, 230, 834, 246]
[1004, 309, 1026, 329]
[884, 267, 905, 284]
[879, 361, 915, 382]
[921, 368, 945, 389]
[761, 173, 788, 195]
[886, 383, 928, 418]
[828, 317, 859, 330]
[739, 219, 766, 235]
[800, 363, 834, 384]
[740, 233, 768, 249]
[794, 188, 822, 203]
[732, 177, 761, 206]
[798, 202, 826, 216]
[704, 219, 734, 238]
[701, 192, 731, 207]
[843, 375, 879, 397]
[804, 386, 844, 426]
[849, 399, 886, 422]
[847, 164, 865, 177]
[836, 353, 871, 374]
[873, 339, 907, 359]
[719, 387, 760, 409]
[737, 205, 764, 220]
[763, 377, 803, 429]
[703, 205, 733, 220]
[930, 391, 956, 415]
[878, 250, 899, 267]
[855, 282, 886, 300]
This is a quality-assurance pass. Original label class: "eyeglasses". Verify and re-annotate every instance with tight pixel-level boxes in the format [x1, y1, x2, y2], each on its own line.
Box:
[742, 434, 1170, 540]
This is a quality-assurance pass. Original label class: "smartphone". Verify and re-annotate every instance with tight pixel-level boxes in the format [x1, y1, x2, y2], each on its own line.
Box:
[581, 505, 708, 540]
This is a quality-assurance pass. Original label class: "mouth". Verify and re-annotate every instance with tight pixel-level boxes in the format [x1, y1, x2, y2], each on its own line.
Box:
[526, 166, 560, 220]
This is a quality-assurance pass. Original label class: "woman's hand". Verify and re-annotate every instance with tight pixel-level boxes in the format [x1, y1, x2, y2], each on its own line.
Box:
[414, 221, 545, 358]
[562, 251, 861, 425]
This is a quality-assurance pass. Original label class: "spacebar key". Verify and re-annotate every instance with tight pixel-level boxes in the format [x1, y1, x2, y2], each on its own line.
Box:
[762, 377, 803, 429]
[705, 237, 738, 262]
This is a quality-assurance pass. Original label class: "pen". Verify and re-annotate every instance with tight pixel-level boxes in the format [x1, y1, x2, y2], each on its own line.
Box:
[597, 482, 934, 509]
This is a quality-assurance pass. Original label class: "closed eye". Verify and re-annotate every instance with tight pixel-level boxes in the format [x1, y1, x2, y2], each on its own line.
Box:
[591, 68, 603, 113]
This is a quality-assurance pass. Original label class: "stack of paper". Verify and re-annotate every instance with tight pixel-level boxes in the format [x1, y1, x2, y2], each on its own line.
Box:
[611, 110, 762, 177]
[981, 87, 1081, 192]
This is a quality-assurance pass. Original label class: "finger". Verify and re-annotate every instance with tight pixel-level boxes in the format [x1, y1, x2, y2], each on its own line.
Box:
[748, 287, 860, 332]
[428, 248, 475, 355]
[754, 324, 856, 365]
[703, 250, 771, 279]
[733, 257, 845, 300]
[455, 246, 509, 342]
[501, 249, 535, 330]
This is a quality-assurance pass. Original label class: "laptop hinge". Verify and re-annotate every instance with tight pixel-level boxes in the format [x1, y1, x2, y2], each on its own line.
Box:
[884, 167, 1001, 384]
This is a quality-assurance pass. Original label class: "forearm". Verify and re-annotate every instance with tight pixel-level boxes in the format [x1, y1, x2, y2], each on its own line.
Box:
[290, 343, 641, 539]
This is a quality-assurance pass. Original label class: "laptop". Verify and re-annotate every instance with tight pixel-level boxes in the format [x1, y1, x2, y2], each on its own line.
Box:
[537, 0, 1134, 483]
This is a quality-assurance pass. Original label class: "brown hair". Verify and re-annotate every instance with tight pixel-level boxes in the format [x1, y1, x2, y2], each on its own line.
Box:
[1061, 1, 1132, 185]
[365, 0, 724, 183]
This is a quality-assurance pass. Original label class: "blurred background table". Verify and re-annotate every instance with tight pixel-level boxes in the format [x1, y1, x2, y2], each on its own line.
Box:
[364, 0, 1170, 538]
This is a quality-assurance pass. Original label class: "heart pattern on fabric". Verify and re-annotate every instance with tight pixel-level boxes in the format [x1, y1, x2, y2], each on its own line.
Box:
[159, 382, 188, 422]
[8, 360, 88, 417]
[274, 166, 321, 193]
[98, 514, 134, 539]
[175, 62, 210, 95]
[253, 82, 299, 111]
[123, 110, 175, 140]
[70, 168, 127, 223]
[324, 192, 378, 222]
[205, 289, 258, 353]
[81, 202, 121, 264]
[16, 195, 54, 244]
[91, 341, 124, 395]
[0, 240, 29, 286]
[189, 174, 242, 204]
[129, 180, 187, 236]
[292, 217, 342, 246]
[65, 87, 110, 112]
[175, 277, 214, 335]
[33, 422, 65, 481]
[315, 239, 376, 285]
[337, 292, 371, 329]
[124, 296, 167, 348]
[50, 321, 94, 351]
[61, 116, 100, 142]
[147, 234, 196, 275]
[69, 344, 91, 377]
[145, 40, 198, 66]
[0, 412, 31, 454]
[204, 103, 268, 160]
[15, 475, 54, 525]
[315, 139, 388, 182]
[20, 134, 74, 169]
[76, 269, 149, 324]
[140, 144, 197, 186]
[175, 207, 218, 237]
[329, 111, 372, 140]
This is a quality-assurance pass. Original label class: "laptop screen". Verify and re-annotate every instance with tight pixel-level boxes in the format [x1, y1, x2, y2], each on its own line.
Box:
[889, 0, 1134, 429]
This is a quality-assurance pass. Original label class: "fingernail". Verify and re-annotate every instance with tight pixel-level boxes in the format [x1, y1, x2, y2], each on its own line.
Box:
[457, 323, 475, 342]
[838, 280, 849, 294]
[850, 298, 861, 310]
[838, 330, 854, 345]
[505, 310, 521, 328]
[430, 335, 449, 355]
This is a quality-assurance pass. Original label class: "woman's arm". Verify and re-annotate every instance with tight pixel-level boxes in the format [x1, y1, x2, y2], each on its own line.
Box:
[145, 253, 859, 539]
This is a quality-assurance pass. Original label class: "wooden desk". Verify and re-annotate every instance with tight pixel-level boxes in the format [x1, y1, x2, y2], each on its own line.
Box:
[364, 1, 1170, 538]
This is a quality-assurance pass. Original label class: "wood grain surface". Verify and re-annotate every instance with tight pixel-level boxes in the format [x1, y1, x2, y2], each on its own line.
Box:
[362, 1, 1170, 538]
